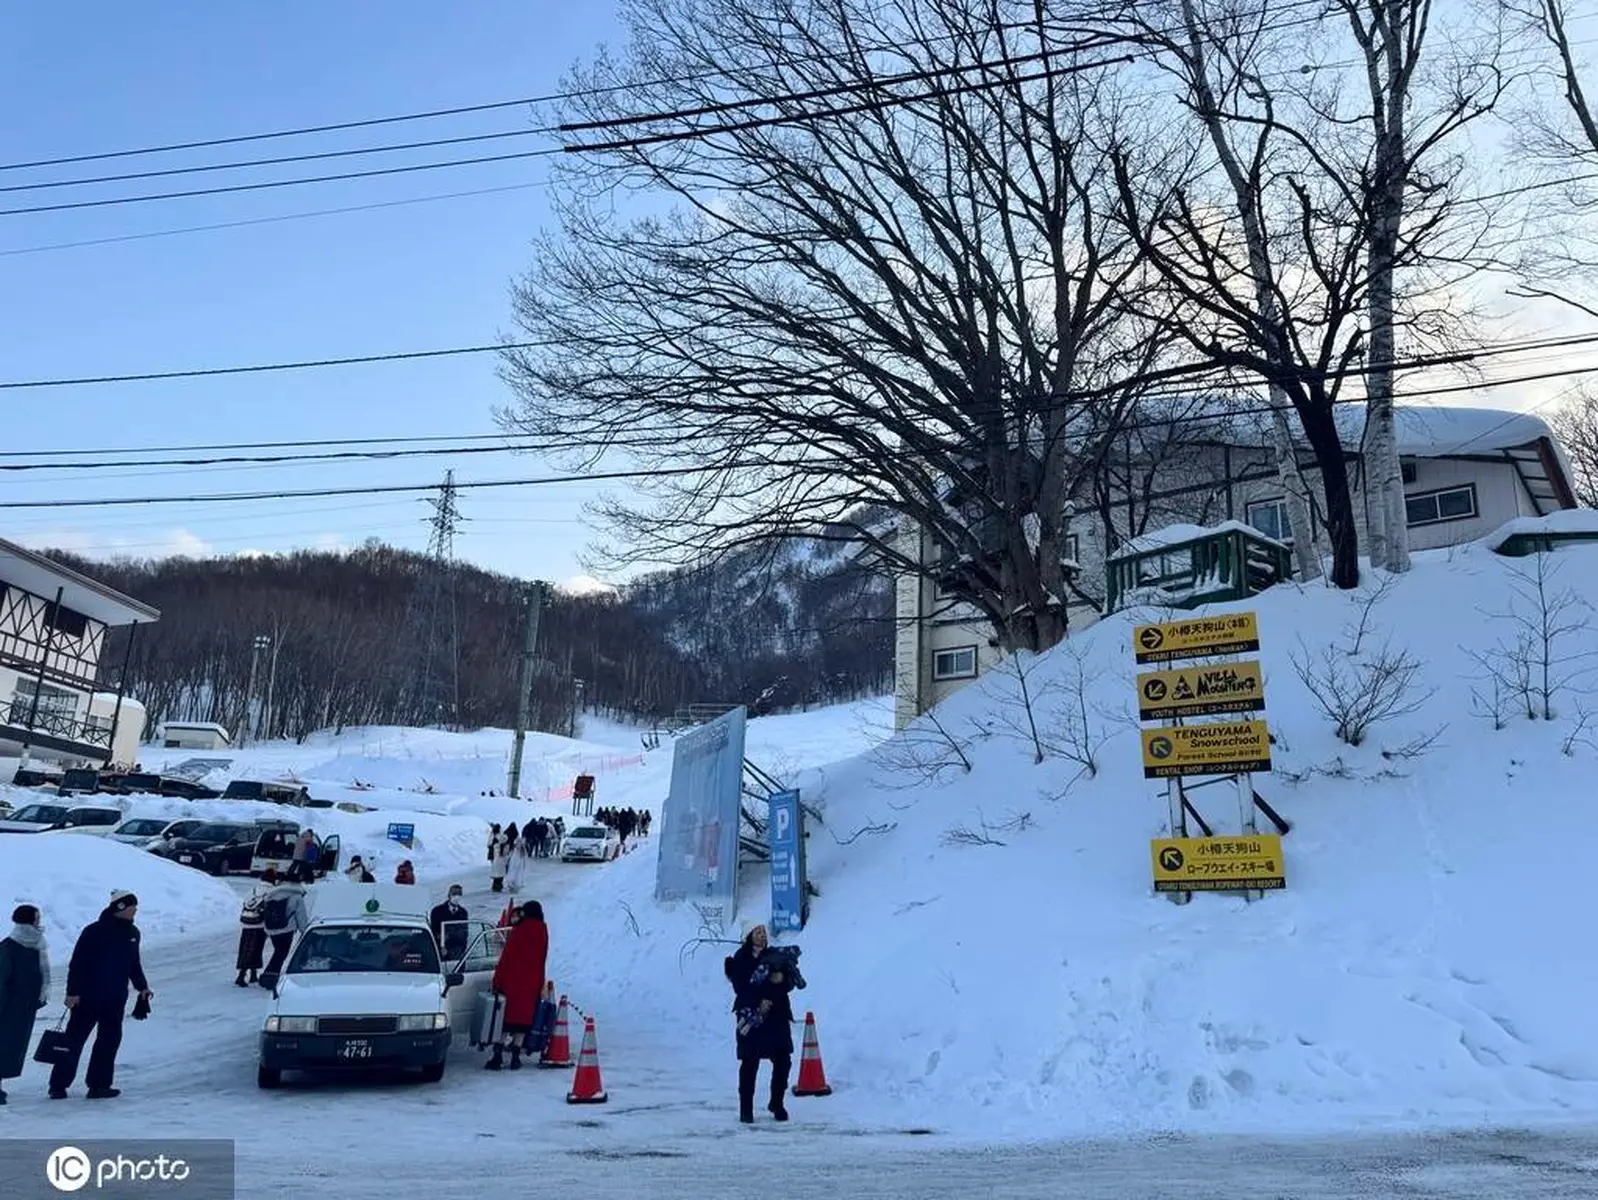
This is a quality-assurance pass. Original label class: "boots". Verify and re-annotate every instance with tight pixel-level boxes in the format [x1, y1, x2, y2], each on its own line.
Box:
[484, 1046, 504, 1071]
[769, 1059, 791, 1121]
[235, 971, 249, 988]
[738, 1059, 757, 1124]
[508, 1046, 522, 1071]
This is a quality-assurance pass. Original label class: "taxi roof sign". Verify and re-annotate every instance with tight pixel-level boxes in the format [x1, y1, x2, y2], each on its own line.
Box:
[304, 881, 429, 923]
[1133, 612, 1259, 664]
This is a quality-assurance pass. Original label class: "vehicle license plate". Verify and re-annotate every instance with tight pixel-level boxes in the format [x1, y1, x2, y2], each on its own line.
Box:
[338, 1039, 373, 1059]
[178, 854, 193, 864]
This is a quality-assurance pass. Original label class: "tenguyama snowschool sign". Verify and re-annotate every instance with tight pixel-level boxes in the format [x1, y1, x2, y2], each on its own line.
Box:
[654, 706, 748, 929]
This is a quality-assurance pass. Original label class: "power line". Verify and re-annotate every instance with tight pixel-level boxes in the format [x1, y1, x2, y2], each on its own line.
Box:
[0, 147, 564, 219]
[0, 180, 550, 258]
[0, 342, 547, 390]
[0, 127, 554, 197]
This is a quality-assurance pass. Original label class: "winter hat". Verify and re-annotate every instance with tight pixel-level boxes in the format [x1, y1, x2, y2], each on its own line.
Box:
[742, 921, 767, 942]
[107, 890, 138, 914]
[11, 903, 39, 925]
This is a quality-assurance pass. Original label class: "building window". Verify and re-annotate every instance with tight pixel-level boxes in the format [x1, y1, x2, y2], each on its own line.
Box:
[9, 679, 77, 724]
[43, 601, 88, 639]
[1405, 484, 1477, 527]
[1063, 533, 1081, 565]
[1401, 460, 1417, 484]
[1245, 498, 1293, 543]
[932, 645, 979, 681]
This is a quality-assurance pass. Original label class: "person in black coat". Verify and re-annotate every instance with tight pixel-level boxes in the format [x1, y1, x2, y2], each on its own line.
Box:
[724, 923, 796, 1124]
[49, 890, 152, 1100]
[0, 903, 50, 1105]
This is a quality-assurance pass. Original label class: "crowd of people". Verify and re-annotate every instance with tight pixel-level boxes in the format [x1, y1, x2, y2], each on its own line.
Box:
[593, 807, 649, 846]
[486, 819, 566, 893]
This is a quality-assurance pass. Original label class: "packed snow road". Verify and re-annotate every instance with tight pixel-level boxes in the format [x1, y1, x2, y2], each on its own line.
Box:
[4, 859, 1597, 1197]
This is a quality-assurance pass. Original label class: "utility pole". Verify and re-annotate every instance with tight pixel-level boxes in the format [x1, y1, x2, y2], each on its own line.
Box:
[507, 581, 548, 798]
[243, 634, 268, 747]
[263, 622, 280, 743]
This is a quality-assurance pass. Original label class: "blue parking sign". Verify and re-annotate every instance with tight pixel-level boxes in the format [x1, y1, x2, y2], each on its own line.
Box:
[767, 790, 806, 933]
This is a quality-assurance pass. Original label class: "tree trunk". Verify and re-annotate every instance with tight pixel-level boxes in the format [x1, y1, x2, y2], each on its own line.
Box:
[1268, 402, 1324, 582]
[1296, 401, 1362, 589]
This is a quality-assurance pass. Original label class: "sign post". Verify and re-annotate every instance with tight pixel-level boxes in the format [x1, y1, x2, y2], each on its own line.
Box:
[1131, 611, 1283, 903]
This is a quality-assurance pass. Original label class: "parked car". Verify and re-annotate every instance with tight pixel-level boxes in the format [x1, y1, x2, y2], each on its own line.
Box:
[145, 818, 206, 848]
[159, 776, 222, 801]
[150, 821, 262, 875]
[222, 780, 312, 806]
[106, 772, 222, 801]
[560, 824, 622, 863]
[0, 802, 73, 834]
[105, 816, 181, 846]
[250, 824, 341, 877]
[46, 805, 126, 835]
[12, 768, 62, 789]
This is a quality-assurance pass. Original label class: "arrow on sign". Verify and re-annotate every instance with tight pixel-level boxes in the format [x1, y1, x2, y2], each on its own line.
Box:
[1149, 736, 1173, 759]
[1142, 679, 1168, 700]
[1159, 847, 1184, 871]
[1139, 628, 1164, 650]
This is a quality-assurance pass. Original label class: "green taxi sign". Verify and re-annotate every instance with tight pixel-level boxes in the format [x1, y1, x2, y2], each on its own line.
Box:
[364, 898, 380, 913]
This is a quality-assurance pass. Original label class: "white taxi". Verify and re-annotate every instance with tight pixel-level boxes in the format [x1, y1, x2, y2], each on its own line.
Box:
[256, 883, 500, 1088]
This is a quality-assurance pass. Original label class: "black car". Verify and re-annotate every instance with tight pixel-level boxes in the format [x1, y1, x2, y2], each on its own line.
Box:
[160, 777, 222, 801]
[152, 821, 259, 875]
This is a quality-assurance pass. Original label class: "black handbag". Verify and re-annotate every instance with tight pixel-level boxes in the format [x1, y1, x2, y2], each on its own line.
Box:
[33, 1012, 73, 1065]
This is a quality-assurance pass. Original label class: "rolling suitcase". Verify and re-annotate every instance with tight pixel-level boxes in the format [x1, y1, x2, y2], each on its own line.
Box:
[470, 990, 504, 1049]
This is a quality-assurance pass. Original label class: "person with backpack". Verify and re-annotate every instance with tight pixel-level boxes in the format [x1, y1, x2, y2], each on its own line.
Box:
[257, 876, 309, 990]
[234, 880, 268, 988]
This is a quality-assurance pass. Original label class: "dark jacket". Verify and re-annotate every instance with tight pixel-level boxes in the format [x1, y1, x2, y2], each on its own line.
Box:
[428, 900, 468, 956]
[65, 913, 148, 1016]
[0, 936, 45, 1079]
[725, 944, 795, 1062]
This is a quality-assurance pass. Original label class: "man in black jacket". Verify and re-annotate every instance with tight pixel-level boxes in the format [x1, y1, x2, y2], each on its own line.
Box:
[49, 890, 152, 1100]
[428, 884, 469, 959]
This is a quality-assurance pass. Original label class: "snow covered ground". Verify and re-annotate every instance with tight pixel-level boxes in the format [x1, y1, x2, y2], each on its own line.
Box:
[5, 537, 1598, 1192]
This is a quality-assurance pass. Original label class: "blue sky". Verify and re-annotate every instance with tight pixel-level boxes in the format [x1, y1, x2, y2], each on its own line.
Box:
[0, 1, 622, 586]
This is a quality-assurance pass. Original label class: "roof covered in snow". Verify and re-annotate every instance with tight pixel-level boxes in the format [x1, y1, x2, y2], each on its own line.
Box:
[1108, 518, 1289, 560]
[1480, 509, 1598, 551]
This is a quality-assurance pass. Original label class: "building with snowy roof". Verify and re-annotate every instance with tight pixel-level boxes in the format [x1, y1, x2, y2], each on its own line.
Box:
[894, 403, 1581, 727]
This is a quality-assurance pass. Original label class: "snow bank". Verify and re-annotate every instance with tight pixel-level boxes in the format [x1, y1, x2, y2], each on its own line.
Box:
[0, 834, 238, 945]
[537, 542, 1598, 1141]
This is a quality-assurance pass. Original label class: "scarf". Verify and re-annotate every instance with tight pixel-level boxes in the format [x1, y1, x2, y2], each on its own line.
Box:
[8, 922, 50, 1004]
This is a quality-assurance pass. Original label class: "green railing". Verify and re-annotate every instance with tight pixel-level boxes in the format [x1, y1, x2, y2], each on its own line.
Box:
[1104, 525, 1295, 614]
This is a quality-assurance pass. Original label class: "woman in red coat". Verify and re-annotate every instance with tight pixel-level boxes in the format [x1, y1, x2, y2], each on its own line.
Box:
[486, 900, 547, 1070]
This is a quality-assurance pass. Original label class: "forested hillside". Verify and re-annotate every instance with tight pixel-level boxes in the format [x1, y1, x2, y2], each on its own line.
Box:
[46, 538, 891, 742]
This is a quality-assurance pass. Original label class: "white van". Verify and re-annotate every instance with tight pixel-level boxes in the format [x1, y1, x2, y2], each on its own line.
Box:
[256, 883, 501, 1088]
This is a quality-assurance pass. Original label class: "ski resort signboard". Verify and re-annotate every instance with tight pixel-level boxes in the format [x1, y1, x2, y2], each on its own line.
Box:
[1140, 719, 1273, 778]
[1136, 661, 1265, 721]
[1132, 612, 1259, 664]
[1150, 834, 1286, 892]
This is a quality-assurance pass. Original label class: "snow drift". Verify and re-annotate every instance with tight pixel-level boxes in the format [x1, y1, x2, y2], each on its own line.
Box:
[536, 536, 1598, 1140]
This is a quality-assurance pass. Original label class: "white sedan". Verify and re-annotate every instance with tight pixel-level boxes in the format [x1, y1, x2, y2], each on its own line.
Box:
[560, 824, 621, 863]
[105, 816, 179, 846]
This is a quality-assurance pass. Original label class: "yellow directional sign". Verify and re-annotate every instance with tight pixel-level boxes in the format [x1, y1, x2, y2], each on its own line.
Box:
[1133, 612, 1259, 664]
[1140, 720, 1272, 779]
[1150, 835, 1286, 892]
[1137, 661, 1266, 721]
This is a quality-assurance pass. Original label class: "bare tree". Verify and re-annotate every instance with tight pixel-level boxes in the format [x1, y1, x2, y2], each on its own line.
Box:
[1477, 551, 1598, 720]
[1549, 389, 1598, 505]
[500, 0, 1189, 656]
[1291, 637, 1433, 745]
[1109, 0, 1504, 587]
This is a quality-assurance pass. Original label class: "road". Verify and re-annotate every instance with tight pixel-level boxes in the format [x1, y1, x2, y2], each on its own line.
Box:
[3, 855, 1597, 1197]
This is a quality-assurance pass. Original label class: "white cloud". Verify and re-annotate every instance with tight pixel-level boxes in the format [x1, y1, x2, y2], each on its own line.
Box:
[9, 527, 213, 560]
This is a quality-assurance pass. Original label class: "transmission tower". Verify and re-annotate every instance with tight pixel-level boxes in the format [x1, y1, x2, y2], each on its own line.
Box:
[407, 470, 462, 728]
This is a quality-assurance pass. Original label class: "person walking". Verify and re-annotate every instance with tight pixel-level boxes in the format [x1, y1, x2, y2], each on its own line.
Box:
[725, 923, 796, 1123]
[486, 900, 548, 1071]
[0, 903, 49, 1105]
[50, 890, 152, 1100]
[505, 828, 533, 894]
[344, 855, 375, 883]
[287, 830, 316, 883]
[428, 884, 469, 959]
[234, 885, 267, 988]
[257, 874, 309, 990]
[488, 828, 510, 893]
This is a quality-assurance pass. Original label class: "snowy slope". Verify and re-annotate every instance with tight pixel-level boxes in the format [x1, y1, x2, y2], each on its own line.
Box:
[529, 537, 1598, 1140]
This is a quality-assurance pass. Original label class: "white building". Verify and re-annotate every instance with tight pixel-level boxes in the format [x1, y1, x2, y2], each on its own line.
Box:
[895, 404, 1581, 727]
[158, 721, 232, 751]
[0, 539, 160, 765]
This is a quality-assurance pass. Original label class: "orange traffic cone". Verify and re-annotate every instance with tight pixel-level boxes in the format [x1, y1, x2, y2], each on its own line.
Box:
[792, 1011, 832, 1096]
[540, 995, 575, 1068]
[566, 1016, 608, 1104]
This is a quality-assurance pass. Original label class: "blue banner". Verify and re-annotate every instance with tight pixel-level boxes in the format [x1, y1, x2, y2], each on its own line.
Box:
[654, 707, 748, 929]
[767, 789, 805, 933]
[386, 822, 415, 847]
